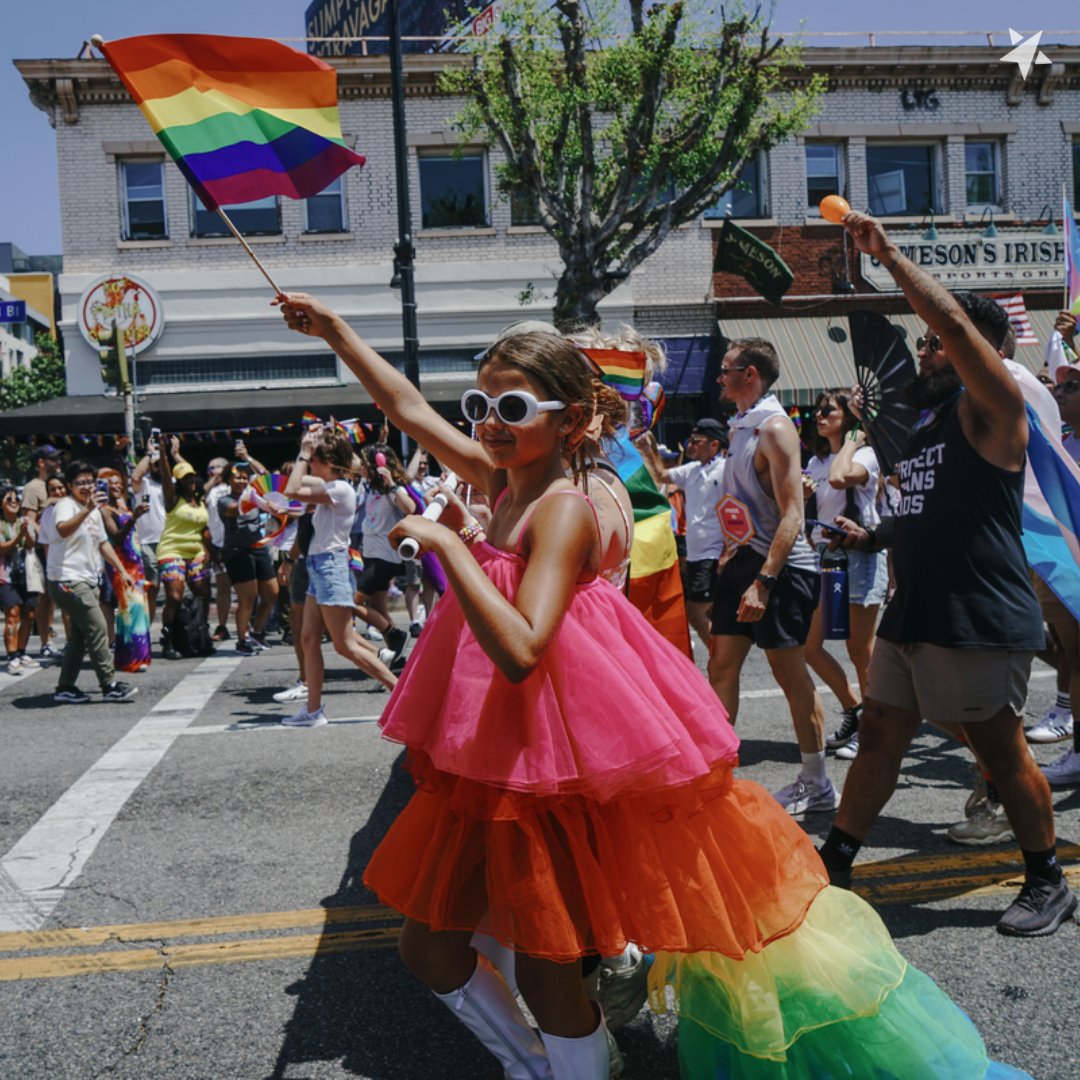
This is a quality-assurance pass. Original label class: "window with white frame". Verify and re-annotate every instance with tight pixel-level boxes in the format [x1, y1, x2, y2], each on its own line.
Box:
[866, 143, 942, 216]
[119, 160, 167, 240]
[304, 175, 347, 233]
[805, 143, 845, 212]
[704, 155, 766, 219]
[190, 192, 280, 237]
[965, 141, 1001, 208]
[418, 149, 489, 229]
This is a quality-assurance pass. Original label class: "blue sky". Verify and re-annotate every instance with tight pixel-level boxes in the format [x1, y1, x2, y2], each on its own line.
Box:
[1, 0, 1076, 255]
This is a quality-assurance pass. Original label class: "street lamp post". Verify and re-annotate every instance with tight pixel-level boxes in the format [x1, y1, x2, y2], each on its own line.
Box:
[388, 0, 420, 410]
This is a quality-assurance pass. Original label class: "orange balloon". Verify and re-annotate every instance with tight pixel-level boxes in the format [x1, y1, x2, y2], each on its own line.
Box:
[819, 195, 851, 224]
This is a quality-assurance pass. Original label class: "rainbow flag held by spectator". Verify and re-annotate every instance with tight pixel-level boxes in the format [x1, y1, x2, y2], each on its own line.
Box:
[579, 348, 648, 400]
[97, 34, 365, 210]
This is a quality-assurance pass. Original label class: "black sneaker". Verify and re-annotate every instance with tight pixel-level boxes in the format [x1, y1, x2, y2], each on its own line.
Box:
[212, 625, 231, 642]
[236, 638, 256, 657]
[103, 682, 138, 702]
[997, 875, 1078, 937]
[249, 632, 271, 651]
[385, 627, 409, 665]
[54, 687, 90, 704]
[826, 705, 861, 750]
[390, 654, 408, 675]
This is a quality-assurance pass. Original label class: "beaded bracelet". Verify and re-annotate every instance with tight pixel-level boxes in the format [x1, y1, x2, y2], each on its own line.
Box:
[458, 520, 485, 546]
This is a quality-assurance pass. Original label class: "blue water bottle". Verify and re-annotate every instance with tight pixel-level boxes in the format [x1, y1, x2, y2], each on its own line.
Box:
[820, 547, 850, 640]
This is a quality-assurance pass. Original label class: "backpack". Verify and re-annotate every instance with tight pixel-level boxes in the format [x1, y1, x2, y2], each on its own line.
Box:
[172, 594, 215, 658]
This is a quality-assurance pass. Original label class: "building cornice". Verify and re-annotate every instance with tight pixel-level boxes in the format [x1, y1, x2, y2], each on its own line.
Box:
[15, 45, 1080, 122]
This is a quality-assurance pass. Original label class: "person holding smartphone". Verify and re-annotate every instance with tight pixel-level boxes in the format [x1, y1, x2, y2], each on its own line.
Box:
[47, 461, 138, 703]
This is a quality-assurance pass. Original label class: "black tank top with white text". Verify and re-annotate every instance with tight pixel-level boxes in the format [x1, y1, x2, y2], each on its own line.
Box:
[878, 398, 1043, 649]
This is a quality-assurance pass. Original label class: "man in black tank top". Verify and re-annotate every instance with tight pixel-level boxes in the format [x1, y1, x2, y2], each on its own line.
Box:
[817, 211, 1076, 938]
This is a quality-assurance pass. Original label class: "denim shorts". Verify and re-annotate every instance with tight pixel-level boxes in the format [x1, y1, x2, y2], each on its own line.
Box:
[847, 549, 888, 607]
[306, 550, 355, 607]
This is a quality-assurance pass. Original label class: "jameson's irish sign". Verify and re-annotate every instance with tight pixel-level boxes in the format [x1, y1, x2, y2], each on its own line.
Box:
[861, 230, 1066, 292]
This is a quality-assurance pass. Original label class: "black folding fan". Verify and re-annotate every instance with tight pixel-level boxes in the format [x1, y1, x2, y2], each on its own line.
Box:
[847, 310, 921, 476]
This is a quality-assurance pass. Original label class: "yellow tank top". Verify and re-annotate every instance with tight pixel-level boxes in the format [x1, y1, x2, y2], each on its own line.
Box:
[156, 498, 209, 560]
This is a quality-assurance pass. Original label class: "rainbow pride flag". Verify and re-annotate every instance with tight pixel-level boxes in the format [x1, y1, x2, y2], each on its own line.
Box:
[579, 347, 648, 400]
[1065, 194, 1080, 316]
[98, 34, 365, 210]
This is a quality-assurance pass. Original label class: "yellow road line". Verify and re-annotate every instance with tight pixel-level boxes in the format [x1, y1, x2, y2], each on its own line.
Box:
[0, 926, 401, 982]
[863, 864, 1080, 906]
[853, 843, 1080, 883]
[0, 903, 397, 953]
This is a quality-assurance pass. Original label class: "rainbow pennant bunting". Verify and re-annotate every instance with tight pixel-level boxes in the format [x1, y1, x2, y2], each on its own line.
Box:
[578, 347, 648, 400]
[98, 34, 365, 210]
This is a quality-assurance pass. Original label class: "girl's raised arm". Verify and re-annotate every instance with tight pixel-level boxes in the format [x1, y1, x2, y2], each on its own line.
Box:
[275, 293, 495, 493]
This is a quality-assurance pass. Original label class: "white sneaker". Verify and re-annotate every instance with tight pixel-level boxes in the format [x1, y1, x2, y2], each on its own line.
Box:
[773, 775, 839, 816]
[281, 706, 327, 728]
[272, 680, 308, 703]
[836, 731, 859, 761]
[363, 625, 383, 642]
[947, 800, 1014, 846]
[5, 657, 22, 676]
[1043, 747, 1080, 788]
[1025, 707, 1074, 744]
[378, 648, 395, 666]
[16, 654, 40, 670]
[598, 944, 649, 1031]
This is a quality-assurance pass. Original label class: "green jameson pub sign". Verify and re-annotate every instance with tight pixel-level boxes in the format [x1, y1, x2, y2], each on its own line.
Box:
[713, 219, 795, 306]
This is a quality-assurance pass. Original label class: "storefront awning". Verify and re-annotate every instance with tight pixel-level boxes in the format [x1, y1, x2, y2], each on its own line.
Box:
[718, 308, 1048, 405]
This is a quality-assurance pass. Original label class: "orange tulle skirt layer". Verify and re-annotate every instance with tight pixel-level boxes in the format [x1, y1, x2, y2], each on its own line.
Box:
[362, 755, 826, 963]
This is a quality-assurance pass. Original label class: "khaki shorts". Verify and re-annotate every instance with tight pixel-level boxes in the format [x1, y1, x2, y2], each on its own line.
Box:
[868, 638, 1033, 725]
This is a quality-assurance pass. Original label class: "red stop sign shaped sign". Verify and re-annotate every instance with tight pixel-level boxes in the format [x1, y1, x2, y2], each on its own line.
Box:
[717, 493, 756, 546]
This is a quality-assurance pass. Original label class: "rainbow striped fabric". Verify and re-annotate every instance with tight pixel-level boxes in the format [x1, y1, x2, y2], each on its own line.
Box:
[1066, 194, 1080, 316]
[579, 347, 648, 400]
[99, 34, 365, 210]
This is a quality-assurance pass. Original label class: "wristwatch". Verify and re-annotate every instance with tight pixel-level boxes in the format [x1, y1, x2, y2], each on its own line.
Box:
[755, 572, 778, 590]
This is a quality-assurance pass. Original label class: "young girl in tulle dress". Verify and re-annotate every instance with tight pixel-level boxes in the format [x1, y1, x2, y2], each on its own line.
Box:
[276, 292, 1029, 1080]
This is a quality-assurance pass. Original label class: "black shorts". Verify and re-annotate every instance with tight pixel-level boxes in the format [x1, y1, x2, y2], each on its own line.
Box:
[682, 558, 719, 603]
[223, 547, 276, 586]
[0, 583, 31, 611]
[710, 546, 819, 649]
[355, 556, 400, 596]
[289, 556, 310, 606]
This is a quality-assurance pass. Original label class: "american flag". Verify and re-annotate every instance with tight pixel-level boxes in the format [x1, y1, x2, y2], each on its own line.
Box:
[992, 293, 1040, 347]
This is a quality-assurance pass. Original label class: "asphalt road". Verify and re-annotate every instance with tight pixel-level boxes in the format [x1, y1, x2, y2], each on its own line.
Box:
[0, 627, 1077, 1079]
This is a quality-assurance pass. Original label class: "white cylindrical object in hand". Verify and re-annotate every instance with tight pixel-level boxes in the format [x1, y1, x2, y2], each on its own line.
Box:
[397, 472, 457, 561]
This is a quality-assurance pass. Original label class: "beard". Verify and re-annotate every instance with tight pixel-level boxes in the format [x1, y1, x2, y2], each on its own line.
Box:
[903, 363, 962, 409]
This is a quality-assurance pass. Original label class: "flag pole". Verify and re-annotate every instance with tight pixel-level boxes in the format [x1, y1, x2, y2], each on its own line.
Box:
[1064, 182, 1069, 314]
[213, 207, 286, 297]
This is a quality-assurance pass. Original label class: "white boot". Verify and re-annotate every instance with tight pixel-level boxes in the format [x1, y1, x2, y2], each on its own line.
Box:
[540, 1006, 610, 1080]
[435, 955, 552, 1080]
[472, 931, 518, 993]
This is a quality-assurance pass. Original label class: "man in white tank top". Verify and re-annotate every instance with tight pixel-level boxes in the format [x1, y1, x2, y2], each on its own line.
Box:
[709, 338, 836, 817]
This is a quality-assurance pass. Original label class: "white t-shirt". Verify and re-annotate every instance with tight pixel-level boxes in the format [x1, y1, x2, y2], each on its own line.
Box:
[205, 483, 227, 548]
[667, 456, 726, 561]
[46, 497, 105, 584]
[133, 475, 165, 545]
[309, 479, 357, 557]
[362, 488, 407, 564]
[805, 447, 881, 546]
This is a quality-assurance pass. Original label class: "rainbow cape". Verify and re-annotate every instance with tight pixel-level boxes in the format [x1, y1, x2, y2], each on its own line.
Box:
[610, 429, 692, 656]
[98, 34, 365, 210]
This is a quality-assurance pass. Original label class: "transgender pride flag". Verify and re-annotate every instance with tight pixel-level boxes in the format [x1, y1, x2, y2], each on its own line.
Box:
[1009, 361, 1080, 619]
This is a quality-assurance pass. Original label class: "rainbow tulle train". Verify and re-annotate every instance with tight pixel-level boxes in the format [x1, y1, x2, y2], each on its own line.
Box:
[362, 535, 1030, 1078]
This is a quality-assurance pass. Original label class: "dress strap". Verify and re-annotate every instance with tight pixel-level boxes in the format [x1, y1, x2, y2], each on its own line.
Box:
[588, 472, 632, 559]
[513, 489, 601, 555]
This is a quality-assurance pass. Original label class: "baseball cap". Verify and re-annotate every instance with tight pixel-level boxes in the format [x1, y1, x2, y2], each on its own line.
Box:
[32, 445, 61, 460]
[474, 319, 561, 361]
[690, 418, 726, 441]
[172, 462, 196, 481]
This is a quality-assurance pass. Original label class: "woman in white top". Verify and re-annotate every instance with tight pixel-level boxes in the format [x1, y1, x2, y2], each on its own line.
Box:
[803, 389, 886, 759]
[284, 425, 397, 727]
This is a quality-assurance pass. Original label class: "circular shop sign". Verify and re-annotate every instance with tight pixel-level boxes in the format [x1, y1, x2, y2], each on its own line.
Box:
[78, 273, 164, 357]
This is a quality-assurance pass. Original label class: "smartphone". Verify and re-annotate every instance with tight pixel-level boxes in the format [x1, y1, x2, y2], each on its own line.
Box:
[96, 479, 109, 498]
[808, 519, 848, 538]
[142, 492, 151, 505]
